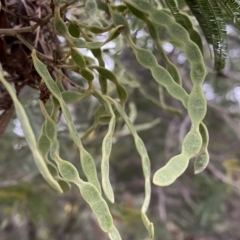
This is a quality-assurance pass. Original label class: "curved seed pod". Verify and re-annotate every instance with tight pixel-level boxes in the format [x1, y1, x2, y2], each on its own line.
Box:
[91, 66, 128, 106]
[38, 125, 58, 178]
[133, 48, 188, 107]
[91, 48, 107, 94]
[108, 226, 122, 240]
[32, 50, 101, 193]
[125, 0, 182, 85]
[120, 1, 208, 185]
[77, 181, 113, 232]
[40, 117, 115, 233]
[94, 91, 116, 203]
[37, 120, 70, 191]
[55, 177, 71, 192]
[194, 123, 209, 174]
[0, 66, 62, 193]
[85, 0, 98, 19]
[110, 98, 154, 238]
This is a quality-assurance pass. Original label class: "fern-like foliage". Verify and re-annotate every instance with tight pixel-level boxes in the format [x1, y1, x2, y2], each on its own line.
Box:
[165, 0, 188, 28]
[184, 0, 213, 44]
[184, 0, 227, 70]
[217, 0, 240, 28]
[198, 0, 227, 70]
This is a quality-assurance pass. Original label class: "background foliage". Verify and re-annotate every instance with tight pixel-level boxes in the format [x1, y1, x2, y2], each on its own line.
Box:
[1, 0, 240, 239]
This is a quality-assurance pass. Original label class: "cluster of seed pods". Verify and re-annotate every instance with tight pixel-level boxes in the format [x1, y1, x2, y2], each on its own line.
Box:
[0, 0, 211, 239]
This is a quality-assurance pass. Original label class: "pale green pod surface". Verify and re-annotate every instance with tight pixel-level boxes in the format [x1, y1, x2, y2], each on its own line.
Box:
[185, 43, 203, 64]
[38, 134, 51, 157]
[80, 68, 95, 82]
[79, 183, 113, 232]
[55, 177, 71, 192]
[187, 86, 207, 126]
[199, 123, 209, 149]
[45, 119, 57, 142]
[135, 48, 157, 69]
[153, 154, 189, 186]
[141, 214, 154, 238]
[190, 62, 206, 84]
[101, 109, 115, 203]
[151, 66, 188, 107]
[80, 149, 102, 193]
[108, 226, 122, 240]
[47, 162, 59, 178]
[61, 91, 83, 104]
[194, 123, 209, 174]
[57, 160, 79, 182]
[194, 151, 209, 174]
[32, 50, 62, 99]
[135, 136, 150, 176]
[71, 48, 86, 68]
[85, 0, 98, 18]
[179, 13, 203, 53]
[182, 131, 202, 158]
[166, 63, 182, 86]
[112, 100, 153, 237]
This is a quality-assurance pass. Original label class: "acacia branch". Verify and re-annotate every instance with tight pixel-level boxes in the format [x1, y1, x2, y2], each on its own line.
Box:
[0, 0, 78, 36]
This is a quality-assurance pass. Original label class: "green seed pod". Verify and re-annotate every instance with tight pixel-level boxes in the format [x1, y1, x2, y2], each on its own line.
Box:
[194, 123, 209, 174]
[0, 66, 62, 193]
[135, 48, 157, 68]
[55, 177, 71, 192]
[57, 159, 79, 182]
[182, 131, 202, 157]
[153, 154, 189, 186]
[80, 183, 113, 232]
